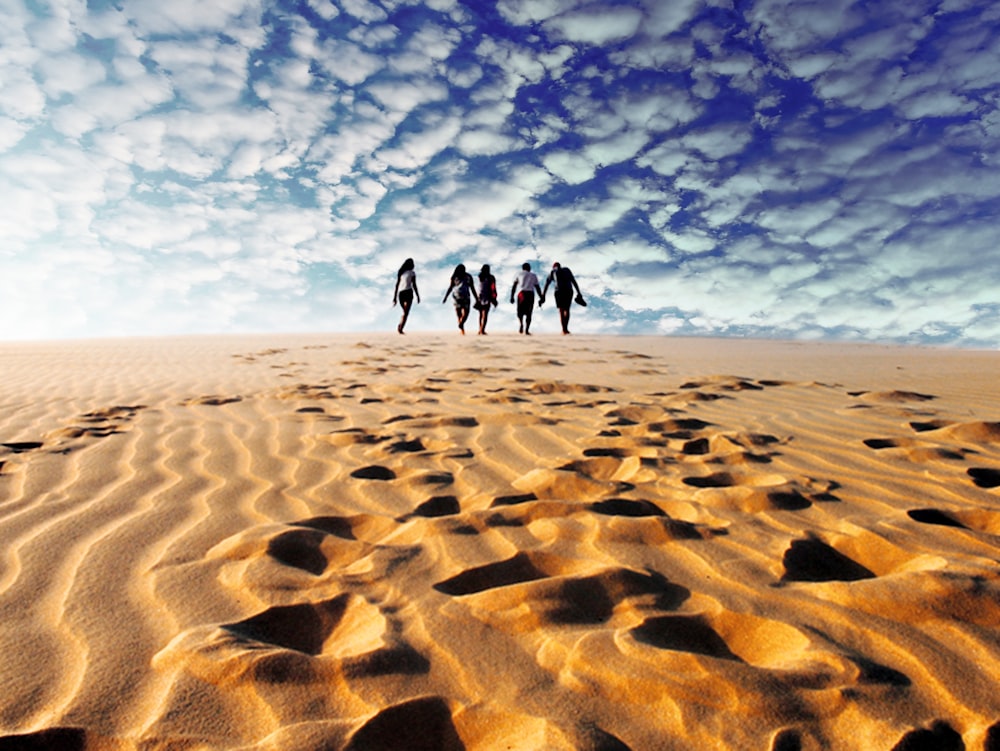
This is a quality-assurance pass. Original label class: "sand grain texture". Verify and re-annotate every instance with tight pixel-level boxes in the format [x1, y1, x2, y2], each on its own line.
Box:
[1, 334, 1000, 750]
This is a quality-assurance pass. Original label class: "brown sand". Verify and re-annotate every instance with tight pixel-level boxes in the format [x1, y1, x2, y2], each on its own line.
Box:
[1, 333, 999, 750]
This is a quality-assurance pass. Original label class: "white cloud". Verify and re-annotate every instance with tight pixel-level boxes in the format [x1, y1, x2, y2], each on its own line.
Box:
[148, 39, 250, 108]
[36, 52, 107, 99]
[366, 77, 450, 115]
[340, 0, 389, 24]
[542, 149, 597, 184]
[119, 0, 264, 36]
[583, 129, 649, 168]
[544, 5, 644, 45]
[497, 0, 577, 25]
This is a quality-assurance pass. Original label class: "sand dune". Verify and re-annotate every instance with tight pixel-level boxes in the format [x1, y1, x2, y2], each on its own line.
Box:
[1, 334, 999, 750]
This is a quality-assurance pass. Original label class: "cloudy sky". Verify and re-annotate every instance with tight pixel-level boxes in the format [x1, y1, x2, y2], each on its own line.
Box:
[2, 0, 999, 344]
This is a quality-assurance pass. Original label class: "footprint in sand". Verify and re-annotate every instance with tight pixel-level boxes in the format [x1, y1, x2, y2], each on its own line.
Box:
[630, 614, 740, 661]
[969, 467, 1000, 489]
[344, 696, 463, 751]
[890, 720, 963, 751]
[1, 441, 44, 453]
[780, 536, 876, 583]
[350, 465, 397, 481]
[181, 394, 243, 406]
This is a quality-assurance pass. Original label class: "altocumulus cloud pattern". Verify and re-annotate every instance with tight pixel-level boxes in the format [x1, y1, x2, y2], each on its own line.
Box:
[1, 0, 998, 344]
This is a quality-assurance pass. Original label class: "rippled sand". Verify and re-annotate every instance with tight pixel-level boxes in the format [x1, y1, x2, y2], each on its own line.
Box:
[1, 334, 999, 750]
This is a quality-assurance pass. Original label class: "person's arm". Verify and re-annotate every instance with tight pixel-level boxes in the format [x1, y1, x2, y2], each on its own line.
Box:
[470, 276, 480, 305]
[413, 277, 421, 304]
[393, 274, 401, 305]
[541, 272, 552, 297]
[509, 279, 518, 304]
[570, 270, 582, 296]
[443, 280, 453, 303]
[535, 276, 545, 305]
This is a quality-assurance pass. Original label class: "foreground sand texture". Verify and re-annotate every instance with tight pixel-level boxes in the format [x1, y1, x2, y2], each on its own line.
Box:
[2, 334, 1000, 750]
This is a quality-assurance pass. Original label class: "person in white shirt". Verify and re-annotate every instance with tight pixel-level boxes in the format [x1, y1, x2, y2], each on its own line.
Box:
[509, 262, 544, 335]
[392, 258, 421, 334]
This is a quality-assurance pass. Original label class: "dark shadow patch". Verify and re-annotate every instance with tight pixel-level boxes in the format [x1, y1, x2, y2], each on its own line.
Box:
[351, 465, 396, 481]
[583, 447, 630, 458]
[682, 437, 710, 455]
[683, 472, 735, 488]
[985, 721, 1000, 751]
[415, 472, 454, 485]
[907, 509, 966, 528]
[411, 496, 460, 518]
[969, 467, 1000, 488]
[1, 441, 43, 453]
[344, 696, 464, 751]
[332, 429, 388, 445]
[781, 537, 876, 582]
[433, 552, 547, 596]
[491, 492, 538, 507]
[484, 513, 525, 528]
[577, 724, 633, 751]
[296, 406, 326, 414]
[768, 490, 812, 510]
[910, 420, 951, 432]
[590, 499, 665, 517]
[863, 438, 899, 449]
[0, 728, 87, 751]
[225, 597, 351, 655]
[631, 615, 740, 660]
[382, 414, 415, 425]
[388, 438, 425, 453]
[266, 529, 329, 575]
[548, 569, 689, 625]
[293, 516, 358, 540]
[343, 644, 431, 679]
[890, 720, 964, 751]
[852, 656, 911, 686]
[771, 729, 802, 751]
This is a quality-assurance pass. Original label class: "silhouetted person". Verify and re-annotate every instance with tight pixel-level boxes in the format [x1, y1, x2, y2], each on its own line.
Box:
[476, 264, 498, 335]
[510, 262, 543, 335]
[392, 258, 421, 334]
[542, 261, 585, 334]
[442, 263, 479, 334]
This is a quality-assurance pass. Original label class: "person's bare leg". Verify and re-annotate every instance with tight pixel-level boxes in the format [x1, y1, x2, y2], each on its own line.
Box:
[398, 301, 411, 333]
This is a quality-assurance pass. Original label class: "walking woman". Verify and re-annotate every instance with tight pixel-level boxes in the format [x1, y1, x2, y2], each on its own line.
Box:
[393, 258, 421, 334]
[442, 263, 479, 334]
[476, 264, 498, 335]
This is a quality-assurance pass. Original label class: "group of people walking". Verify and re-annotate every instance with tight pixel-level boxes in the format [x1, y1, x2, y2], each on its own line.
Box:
[392, 259, 585, 336]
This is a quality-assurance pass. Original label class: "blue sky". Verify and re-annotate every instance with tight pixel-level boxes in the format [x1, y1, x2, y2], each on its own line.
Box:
[2, 0, 999, 344]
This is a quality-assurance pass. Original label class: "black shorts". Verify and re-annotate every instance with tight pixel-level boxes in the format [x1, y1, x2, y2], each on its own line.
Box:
[517, 290, 534, 316]
[398, 289, 414, 306]
[555, 289, 573, 309]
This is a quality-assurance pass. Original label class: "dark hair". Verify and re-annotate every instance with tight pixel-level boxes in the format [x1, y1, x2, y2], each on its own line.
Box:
[397, 258, 414, 278]
[522, 262, 530, 271]
[480, 264, 491, 278]
[452, 263, 466, 281]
